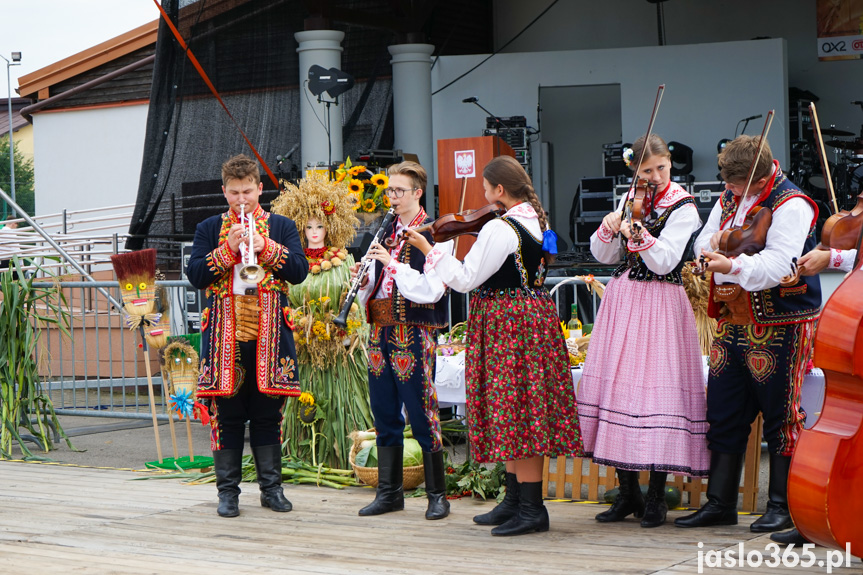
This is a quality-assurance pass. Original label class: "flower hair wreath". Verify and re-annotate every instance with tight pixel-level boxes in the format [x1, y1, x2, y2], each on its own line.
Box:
[622, 147, 634, 167]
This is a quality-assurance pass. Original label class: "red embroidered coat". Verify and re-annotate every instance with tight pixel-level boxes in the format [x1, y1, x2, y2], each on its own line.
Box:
[186, 206, 308, 397]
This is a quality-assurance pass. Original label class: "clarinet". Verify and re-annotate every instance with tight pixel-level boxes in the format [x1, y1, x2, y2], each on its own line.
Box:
[333, 208, 396, 327]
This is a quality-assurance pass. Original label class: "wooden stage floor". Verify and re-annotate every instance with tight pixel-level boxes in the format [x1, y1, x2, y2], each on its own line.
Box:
[1, 460, 860, 575]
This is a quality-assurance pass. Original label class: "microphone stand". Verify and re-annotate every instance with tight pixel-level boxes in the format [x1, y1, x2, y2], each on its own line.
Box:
[467, 100, 511, 130]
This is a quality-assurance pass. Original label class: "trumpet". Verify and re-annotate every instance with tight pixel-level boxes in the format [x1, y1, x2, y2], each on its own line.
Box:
[333, 208, 395, 327]
[238, 204, 265, 284]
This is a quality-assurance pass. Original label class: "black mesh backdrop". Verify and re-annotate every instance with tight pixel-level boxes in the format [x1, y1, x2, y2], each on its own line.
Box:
[127, 0, 394, 274]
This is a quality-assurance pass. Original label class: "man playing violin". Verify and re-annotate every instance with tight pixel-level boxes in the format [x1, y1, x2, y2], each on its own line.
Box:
[348, 161, 454, 520]
[676, 136, 822, 534]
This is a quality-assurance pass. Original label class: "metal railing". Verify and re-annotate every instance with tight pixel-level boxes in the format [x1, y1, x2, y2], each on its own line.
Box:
[29, 275, 608, 420]
[32, 280, 194, 420]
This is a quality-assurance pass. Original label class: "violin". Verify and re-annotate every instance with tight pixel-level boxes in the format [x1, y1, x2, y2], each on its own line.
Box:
[384, 202, 507, 248]
[786, 249, 863, 554]
[781, 102, 863, 285]
[627, 178, 658, 244]
[696, 111, 775, 276]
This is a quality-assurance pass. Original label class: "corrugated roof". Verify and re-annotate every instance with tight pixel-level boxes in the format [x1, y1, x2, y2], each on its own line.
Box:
[16, 20, 159, 99]
[0, 98, 32, 132]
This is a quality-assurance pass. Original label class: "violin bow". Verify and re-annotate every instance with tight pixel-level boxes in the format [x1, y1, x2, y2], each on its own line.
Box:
[620, 84, 665, 242]
[731, 110, 775, 222]
[809, 103, 839, 215]
[453, 176, 468, 255]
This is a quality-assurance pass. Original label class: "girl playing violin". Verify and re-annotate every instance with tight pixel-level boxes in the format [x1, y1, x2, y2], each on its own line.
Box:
[676, 135, 821, 534]
[404, 155, 583, 537]
[581, 134, 709, 528]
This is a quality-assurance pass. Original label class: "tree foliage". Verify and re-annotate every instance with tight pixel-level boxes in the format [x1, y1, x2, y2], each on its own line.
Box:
[0, 137, 35, 217]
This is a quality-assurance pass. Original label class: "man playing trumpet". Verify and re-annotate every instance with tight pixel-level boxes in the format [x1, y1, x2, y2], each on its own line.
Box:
[187, 154, 308, 517]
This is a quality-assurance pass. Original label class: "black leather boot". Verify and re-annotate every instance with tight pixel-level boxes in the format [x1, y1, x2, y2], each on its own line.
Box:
[422, 450, 450, 520]
[770, 527, 809, 546]
[252, 444, 292, 512]
[213, 448, 243, 517]
[359, 445, 404, 516]
[641, 471, 668, 528]
[596, 469, 645, 522]
[491, 481, 550, 536]
[750, 453, 793, 533]
[474, 472, 519, 525]
[675, 451, 743, 528]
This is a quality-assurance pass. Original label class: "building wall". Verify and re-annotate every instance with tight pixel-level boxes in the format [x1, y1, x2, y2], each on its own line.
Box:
[14, 123, 34, 157]
[431, 39, 786, 236]
[33, 104, 147, 229]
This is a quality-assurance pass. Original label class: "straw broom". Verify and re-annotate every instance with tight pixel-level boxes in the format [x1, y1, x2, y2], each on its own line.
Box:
[681, 263, 717, 356]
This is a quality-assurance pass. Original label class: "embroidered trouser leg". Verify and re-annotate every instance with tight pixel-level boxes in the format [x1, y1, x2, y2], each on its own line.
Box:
[211, 341, 287, 451]
[706, 320, 814, 456]
[367, 323, 443, 452]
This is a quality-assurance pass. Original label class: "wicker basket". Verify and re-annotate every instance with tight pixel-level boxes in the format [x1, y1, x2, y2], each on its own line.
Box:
[349, 431, 425, 490]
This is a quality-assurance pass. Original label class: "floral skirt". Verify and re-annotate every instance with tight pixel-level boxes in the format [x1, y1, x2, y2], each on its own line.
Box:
[578, 275, 709, 476]
[465, 289, 583, 463]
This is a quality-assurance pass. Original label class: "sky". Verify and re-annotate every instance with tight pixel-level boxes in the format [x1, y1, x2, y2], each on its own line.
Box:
[1, 0, 160, 94]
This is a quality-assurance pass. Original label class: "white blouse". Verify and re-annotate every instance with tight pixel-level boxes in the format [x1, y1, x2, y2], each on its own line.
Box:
[357, 213, 453, 307]
[590, 181, 702, 276]
[828, 248, 857, 272]
[424, 202, 541, 293]
[693, 178, 815, 291]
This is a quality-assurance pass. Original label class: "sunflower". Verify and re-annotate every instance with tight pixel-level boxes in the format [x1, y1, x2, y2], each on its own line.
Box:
[362, 199, 377, 213]
[348, 165, 367, 176]
[383, 195, 391, 208]
[348, 179, 363, 193]
[370, 173, 388, 188]
[348, 191, 361, 211]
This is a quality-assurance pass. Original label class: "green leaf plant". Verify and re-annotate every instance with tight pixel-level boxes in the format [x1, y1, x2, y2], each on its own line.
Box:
[0, 257, 74, 459]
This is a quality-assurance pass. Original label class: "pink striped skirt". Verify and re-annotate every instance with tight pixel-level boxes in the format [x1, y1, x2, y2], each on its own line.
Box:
[577, 274, 709, 476]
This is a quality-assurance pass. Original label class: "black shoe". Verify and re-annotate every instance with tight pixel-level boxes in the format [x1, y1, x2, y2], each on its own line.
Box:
[491, 481, 550, 536]
[213, 448, 243, 518]
[750, 454, 793, 533]
[252, 444, 292, 512]
[641, 471, 668, 528]
[770, 528, 809, 546]
[596, 469, 644, 522]
[422, 450, 450, 520]
[675, 452, 743, 528]
[359, 445, 405, 516]
[474, 472, 519, 525]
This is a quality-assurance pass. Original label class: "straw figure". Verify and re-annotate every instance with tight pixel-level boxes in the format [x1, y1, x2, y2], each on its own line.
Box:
[164, 339, 208, 423]
[110, 249, 158, 317]
[144, 284, 172, 349]
[271, 172, 373, 469]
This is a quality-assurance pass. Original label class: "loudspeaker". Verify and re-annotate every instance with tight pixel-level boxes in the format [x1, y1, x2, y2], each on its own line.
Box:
[573, 216, 604, 246]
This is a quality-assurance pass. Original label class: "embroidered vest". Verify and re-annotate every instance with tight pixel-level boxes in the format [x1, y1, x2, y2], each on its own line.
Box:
[612, 196, 696, 285]
[714, 169, 821, 326]
[477, 217, 549, 298]
[368, 216, 449, 329]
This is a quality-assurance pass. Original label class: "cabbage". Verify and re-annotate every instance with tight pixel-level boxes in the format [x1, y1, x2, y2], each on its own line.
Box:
[355, 445, 377, 467]
[403, 438, 423, 467]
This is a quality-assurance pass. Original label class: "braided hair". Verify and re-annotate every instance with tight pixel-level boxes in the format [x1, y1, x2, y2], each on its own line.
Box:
[482, 156, 548, 233]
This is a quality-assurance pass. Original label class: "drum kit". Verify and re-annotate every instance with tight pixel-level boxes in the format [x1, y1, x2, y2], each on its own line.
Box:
[791, 124, 863, 213]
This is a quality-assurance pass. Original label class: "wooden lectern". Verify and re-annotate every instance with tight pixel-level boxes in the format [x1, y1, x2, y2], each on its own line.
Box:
[437, 136, 516, 259]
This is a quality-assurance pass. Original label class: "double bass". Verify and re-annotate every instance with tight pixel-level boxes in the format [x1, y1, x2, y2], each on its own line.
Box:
[786, 247, 863, 555]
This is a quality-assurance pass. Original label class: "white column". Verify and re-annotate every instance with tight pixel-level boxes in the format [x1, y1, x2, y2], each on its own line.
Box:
[295, 30, 345, 170]
[388, 43, 435, 213]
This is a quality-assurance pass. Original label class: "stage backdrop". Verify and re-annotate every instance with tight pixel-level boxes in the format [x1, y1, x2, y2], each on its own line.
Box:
[431, 39, 787, 243]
